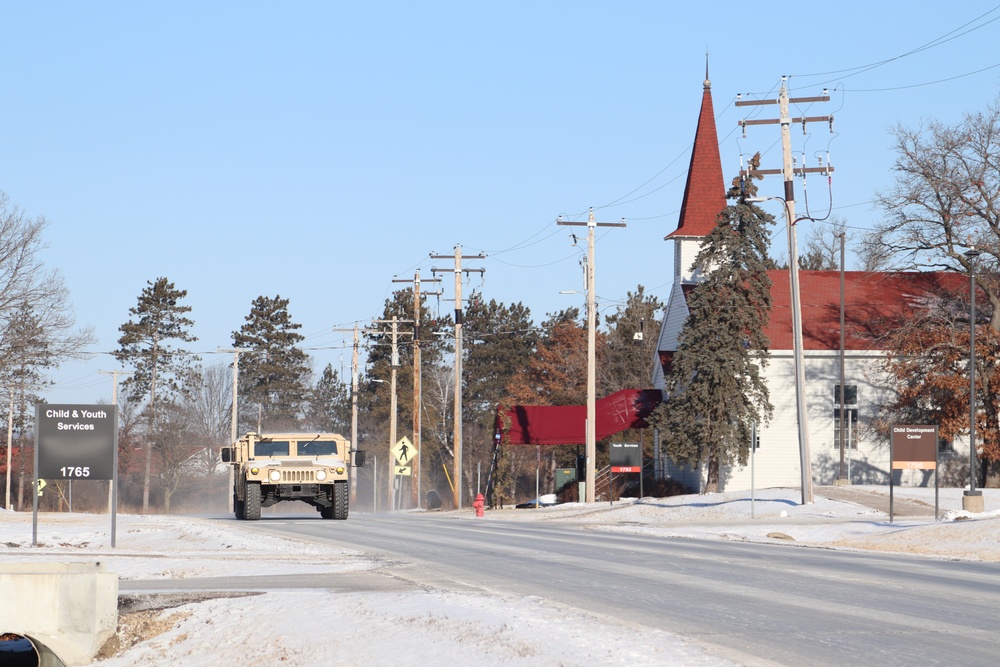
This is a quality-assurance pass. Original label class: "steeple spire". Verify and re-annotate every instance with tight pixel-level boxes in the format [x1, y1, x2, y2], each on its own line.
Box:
[665, 70, 726, 240]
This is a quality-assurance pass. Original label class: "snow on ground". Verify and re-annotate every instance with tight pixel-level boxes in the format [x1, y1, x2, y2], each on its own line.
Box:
[493, 486, 1000, 562]
[3, 485, 1000, 666]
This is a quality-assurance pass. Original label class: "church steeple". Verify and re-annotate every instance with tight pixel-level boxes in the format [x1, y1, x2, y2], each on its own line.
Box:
[665, 67, 726, 242]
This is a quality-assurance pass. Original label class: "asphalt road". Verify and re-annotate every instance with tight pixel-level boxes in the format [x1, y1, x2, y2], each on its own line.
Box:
[125, 513, 1000, 666]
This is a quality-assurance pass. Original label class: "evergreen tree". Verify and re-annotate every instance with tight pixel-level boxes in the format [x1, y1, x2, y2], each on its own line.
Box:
[601, 285, 662, 393]
[232, 295, 311, 432]
[462, 295, 537, 501]
[463, 295, 537, 423]
[115, 277, 199, 513]
[307, 363, 352, 434]
[650, 172, 774, 492]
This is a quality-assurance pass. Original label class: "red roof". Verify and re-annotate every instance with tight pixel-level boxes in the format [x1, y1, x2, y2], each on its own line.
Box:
[658, 271, 968, 381]
[756, 270, 964, 351]
[665, 80, 726, 240]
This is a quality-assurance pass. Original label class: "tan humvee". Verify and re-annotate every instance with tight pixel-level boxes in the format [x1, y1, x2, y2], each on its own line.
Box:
[221, 432, 365, 520]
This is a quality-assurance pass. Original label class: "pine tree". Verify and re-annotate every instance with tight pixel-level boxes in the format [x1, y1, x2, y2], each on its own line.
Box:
[232, 295, 311, 432]
[462, 296, 538, 500]
[115, 277, 199, 513]
[307, 364, 352, 434]
[650, 171, 774, 492]
[463, 296, 537, 424]
[601, 285, 662, 393]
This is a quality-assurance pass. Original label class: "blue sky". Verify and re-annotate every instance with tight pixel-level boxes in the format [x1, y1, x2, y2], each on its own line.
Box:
[2, 1, 999, 405]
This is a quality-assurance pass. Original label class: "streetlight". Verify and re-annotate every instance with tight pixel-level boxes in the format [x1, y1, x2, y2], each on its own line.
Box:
[964, 247, 983, 512]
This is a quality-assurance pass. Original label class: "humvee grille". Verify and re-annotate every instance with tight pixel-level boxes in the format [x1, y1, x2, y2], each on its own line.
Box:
[280, 469, 315, 483]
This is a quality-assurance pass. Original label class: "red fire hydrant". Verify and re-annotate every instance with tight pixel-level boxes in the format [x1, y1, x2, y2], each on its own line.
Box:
[473, 493, 485, 518]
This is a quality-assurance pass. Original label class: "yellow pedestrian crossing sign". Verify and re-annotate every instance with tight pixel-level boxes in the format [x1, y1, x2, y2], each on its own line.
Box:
[391, 436, 416, 466]
[394, 465, 412, 476]
[36, 479, 47, 496]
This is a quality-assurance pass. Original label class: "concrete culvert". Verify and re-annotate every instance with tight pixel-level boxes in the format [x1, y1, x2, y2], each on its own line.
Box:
[0, 634, 38, 666]
[0, 633, 68, 667]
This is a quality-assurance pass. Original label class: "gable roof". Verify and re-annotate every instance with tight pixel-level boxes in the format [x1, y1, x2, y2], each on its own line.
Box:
[677, 270, 968, 352]
[665, 78, 726, 240]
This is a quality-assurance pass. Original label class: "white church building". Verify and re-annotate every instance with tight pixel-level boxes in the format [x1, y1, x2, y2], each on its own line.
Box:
[652, 76, 967, 493]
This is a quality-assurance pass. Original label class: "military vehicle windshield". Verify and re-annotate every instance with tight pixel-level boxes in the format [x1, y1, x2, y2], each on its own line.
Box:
[299, 440, 339, 456]
[255, 440, 290, 456]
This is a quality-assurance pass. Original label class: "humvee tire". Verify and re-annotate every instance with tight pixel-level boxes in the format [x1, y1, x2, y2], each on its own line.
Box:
[333, 481, 348, 520]
[245, 480, 261, 520]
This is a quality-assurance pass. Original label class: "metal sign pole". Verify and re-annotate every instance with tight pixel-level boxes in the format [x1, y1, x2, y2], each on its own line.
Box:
[889, 438, 895, 524]
[751, 422, 756, 519]
[112, 407, 119, 547]
[32, 405, 39, 546]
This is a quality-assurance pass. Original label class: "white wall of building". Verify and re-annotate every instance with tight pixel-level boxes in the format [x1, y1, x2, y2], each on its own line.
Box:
[708, 350, 969, 492]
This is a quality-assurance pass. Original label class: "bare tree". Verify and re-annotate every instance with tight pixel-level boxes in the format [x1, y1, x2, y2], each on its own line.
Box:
[864, 95, 1000, 327]
[421, 362, 454, 492]
[0, 191, 96, 390]
[799, 218, 853, 271]
[186, 362, 233, 476]
[0, 194, 96, 508]
[864, 95, 1000, 483]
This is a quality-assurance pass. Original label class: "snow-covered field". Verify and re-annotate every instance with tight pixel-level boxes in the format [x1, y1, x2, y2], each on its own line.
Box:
[3, 486, 1000, 666]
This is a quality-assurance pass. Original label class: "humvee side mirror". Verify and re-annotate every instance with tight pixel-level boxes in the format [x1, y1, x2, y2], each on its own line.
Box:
[221, 447, 233, 463]
[354, 450, 366, 467]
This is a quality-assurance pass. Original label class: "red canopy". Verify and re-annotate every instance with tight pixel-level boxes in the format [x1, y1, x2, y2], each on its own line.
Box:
[496, 389, 662, 445]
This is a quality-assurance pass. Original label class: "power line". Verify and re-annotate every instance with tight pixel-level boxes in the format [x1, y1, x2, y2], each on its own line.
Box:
[790, 5, 1000, 79]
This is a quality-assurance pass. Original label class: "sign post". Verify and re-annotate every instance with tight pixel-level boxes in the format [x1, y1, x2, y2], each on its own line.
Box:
[391, 437, 417, 511]
[610, 442, 641, 506]
[34, 405, 119, 546]
[890, 424, 939, 522]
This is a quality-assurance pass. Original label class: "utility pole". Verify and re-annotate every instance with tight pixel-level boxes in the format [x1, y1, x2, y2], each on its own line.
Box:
[350, 326, 361, 506]
[737, 76, 834, 505]
[99, 370, 133, 514]
[432, 245, 485, 510]
[371, 317, 413, 509]
[393, 271, 442, 508]
[216, 349, 250, 513]
[333, 324, 378, 506]
[4, 394, 11, 511]
[557, 208, 626, 503]
[838, 232, 848, 484]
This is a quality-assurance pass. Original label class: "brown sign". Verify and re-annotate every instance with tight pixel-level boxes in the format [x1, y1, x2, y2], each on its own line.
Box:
[891, 425, 938, 470]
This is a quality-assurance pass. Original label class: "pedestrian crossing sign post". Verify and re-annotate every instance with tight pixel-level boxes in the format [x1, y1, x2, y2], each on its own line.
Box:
[391, 436, 417, 466]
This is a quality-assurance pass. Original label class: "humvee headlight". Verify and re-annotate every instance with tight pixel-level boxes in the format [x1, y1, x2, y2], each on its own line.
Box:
[315, 469, 328, 481]
[268, 469, 281, 482]
[250, 467, 260, 475]
[336, 467, 345, 475]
